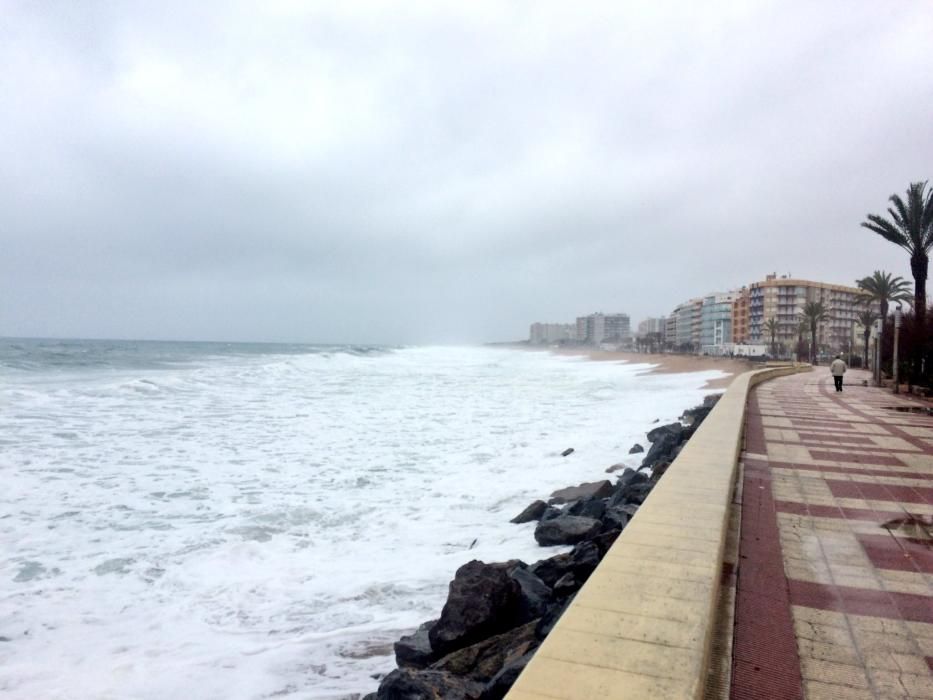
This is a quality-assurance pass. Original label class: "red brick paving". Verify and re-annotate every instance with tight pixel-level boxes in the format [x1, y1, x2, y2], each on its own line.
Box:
[730, 369, 933, 699]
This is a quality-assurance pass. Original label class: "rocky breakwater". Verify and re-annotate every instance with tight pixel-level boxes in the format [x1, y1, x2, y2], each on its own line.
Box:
[365, 395, 721, 700]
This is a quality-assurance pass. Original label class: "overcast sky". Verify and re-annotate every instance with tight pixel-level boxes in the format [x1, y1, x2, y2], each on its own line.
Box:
[2, 1, 931, 344]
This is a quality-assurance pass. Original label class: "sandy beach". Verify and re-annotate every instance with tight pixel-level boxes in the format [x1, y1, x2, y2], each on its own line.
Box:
[520, 346, 755, 390]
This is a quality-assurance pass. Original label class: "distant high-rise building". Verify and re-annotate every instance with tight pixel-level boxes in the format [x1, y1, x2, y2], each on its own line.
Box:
[575, 313, 631, 346]
[637, 317, 667, 338]
[529, 322, 576, 344]
[732, 287, 750, 345]
[672, 298, 703, 350]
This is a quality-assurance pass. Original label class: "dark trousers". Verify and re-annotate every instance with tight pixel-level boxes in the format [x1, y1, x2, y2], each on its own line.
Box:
[833, 375, 843, 392]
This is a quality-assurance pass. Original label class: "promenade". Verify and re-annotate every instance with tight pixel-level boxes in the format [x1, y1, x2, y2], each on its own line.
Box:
[731, 368, 933, 699]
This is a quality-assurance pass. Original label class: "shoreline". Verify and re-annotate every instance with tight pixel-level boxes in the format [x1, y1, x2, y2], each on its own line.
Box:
[511, 344, 754, 390]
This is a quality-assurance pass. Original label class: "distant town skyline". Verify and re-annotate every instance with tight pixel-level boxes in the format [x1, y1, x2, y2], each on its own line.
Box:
[1, 2, 930, 344]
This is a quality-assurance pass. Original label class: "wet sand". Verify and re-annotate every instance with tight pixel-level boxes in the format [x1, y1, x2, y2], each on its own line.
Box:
[525, 346, 755, 390]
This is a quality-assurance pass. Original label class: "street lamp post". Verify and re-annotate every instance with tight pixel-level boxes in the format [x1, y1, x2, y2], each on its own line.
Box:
[873, 317, 883, 387]
[893, 305, 902, 394]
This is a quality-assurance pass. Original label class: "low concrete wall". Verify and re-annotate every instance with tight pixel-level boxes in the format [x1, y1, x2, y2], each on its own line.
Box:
[505, 364, 810, 700]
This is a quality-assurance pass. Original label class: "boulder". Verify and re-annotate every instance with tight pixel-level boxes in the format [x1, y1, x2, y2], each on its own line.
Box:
[508, 567, 552, 622]
[601, 506, 629, 531]
[605, 462, 628, 474]
[480, 650, 536, 700]
[533, 515, 602, 546]
[548, 480, 614, 505]
[552, 572, 579, 596]
[611, 481, 654, 507]
[535, 594, 575, 639]
[376, 668, 483, 700]
[565, 497, 606, 520]
[509, 500, 548, 524]
[539, 506, 562, 521]
[395, 619, 438, 669]
[431, 620, 539, 682]
[429, 561, 522, 657]
[628, 443, 644, 454]
[530, 541, 600, 586]
[614, 467, 648, 489]
[646, 422, 683, 443]
[640, 433, 680, 470]
[609, 476, 648, 507]
[650, 461, 672, 481]
[591, 529, 622, 556]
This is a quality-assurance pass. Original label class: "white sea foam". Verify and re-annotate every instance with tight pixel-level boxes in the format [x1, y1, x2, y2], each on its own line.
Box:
[0, 345, 727, 699]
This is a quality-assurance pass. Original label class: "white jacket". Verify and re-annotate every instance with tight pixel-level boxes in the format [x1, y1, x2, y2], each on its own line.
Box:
[830, 359, 847, 376]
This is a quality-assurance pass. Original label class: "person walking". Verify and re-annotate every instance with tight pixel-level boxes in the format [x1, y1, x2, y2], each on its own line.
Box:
[830, 354, 847, 392]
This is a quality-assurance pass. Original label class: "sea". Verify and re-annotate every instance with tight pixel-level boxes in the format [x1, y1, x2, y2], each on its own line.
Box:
[0, 339, 728, 699]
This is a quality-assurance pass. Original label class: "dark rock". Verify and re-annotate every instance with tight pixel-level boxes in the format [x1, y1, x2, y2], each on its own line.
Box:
[431, 620, 539, 683]
[703, 393, 722, 408]
[611, 481, 654, 506]
[619, 503, 639, 517]
[601, 506, 629, 531]
[508, 567, 552, 622]
[533, 515, 602, 546]
[560, 447, 574, 457]
[535, 594, 575, 639]
[429, 561, 522, 657]
[548, 480, 614, 505]
[605, 462, 628, 473]
[565, 497, 606, 520]
[528, 553, 572, 587]
[480, 650, 536, 700]
[628, 443, 644, 454]
[591, 528, 622, 556]
[539, 506, 562, 521]
[650, 461, 672, 481]
[641, 433, 680, 470]
[376, 668, 484, 700]
[395, 619, 438, 669]
[615, 467, 648, 488]
[609, 474, 653, 507]
[682, 405, 713, 432]
[646, 421, 683, 443]
[509, 500, 548, 524]
[552, 573, 579, 596]
[362, 693, 378, 700]
[529, 540, 599, 588]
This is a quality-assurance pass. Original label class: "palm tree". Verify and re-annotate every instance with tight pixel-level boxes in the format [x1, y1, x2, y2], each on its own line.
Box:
[856, 271, 912, 376]
[800, 301, 830, 363]
[796, 318, 808, 362]
[861, 182, 933, 324]
[764, 317, 779, 357]
[856, 308, 880, 369]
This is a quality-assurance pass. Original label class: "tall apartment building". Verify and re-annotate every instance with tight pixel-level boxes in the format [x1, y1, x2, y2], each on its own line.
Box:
[672, 298, 703, 350]
[637, 317, 667, 339]
[732, 287, 750, 344]
[528, 322, 576, 344]
[748, 274, 871, 351]
[576, 313, 632, 346]
[664, 315, 678, 346]
[700, 292, 738, 350]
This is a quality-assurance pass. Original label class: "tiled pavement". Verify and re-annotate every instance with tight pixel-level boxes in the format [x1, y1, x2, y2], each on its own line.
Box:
[731, 368, 933, 699]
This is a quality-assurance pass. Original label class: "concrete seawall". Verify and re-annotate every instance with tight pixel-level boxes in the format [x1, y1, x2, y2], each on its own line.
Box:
[505, 364, 811, 700]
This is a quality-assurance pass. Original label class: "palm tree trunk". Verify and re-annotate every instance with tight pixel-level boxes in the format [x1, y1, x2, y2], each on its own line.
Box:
[864, 329, 870, 367]
[810, 325, 817, 364]
[911, 253, 928, 324]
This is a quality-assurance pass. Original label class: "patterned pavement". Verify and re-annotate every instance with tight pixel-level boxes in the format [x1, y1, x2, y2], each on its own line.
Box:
[731, 368, 933, 699]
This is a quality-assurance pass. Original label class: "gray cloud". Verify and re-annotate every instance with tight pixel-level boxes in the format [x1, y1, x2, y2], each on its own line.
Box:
[1, 1, 931, 343]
